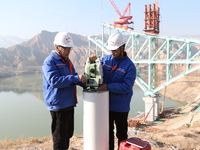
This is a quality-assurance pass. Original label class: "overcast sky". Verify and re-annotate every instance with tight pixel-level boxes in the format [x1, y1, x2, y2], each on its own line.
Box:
[0, 0, 199, 39]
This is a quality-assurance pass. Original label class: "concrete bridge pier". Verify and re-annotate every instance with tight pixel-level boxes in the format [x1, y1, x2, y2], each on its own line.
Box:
[143, 95, 159, 122]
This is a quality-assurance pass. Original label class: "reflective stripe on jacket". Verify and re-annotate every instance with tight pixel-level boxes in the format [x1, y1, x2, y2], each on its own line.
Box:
[101, 54, 136, 112]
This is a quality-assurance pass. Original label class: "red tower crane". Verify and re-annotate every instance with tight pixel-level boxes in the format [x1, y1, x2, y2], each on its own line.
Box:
[109, 0, 134, 29]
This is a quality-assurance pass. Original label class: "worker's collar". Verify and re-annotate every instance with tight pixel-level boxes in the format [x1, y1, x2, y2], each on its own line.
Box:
[52, 50, 68, 62]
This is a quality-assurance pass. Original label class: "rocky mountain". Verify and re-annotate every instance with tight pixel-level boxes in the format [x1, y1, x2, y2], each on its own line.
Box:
[0, 30, 199, 78]
[0, 30, 92, 77]
[0, 35, 27, 48]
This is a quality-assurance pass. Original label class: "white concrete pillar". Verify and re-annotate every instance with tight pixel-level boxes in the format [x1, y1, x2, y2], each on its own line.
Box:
[143, 95, 159, 121]
[83, 90, 109, 150]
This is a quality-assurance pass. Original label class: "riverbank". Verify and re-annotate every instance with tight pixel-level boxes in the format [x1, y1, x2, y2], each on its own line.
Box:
[1, 119, 200, 150]
[1, 104, 200, 150]
[1, 74, 200, 150]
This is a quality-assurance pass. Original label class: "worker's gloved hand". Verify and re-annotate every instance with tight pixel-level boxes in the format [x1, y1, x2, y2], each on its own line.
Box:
[89, 54, 97, 63]
[78, 75, 86, 83]
[96, 84, 108, 91]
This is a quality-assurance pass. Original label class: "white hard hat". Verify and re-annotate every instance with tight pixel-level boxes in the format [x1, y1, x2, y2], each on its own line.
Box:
[53, 32, 74, 47]
[106, 31, 125, 50]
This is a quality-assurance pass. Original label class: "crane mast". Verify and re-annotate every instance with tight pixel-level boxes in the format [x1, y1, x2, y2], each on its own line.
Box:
[144, 2, 160, 34]
[155, 0, 158, 7]
[109, 0, 133, 29]
[109, 0, 121, 18]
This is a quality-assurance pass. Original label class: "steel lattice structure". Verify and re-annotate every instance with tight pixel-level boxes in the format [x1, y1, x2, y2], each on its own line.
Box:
[88, 22, 200, 97]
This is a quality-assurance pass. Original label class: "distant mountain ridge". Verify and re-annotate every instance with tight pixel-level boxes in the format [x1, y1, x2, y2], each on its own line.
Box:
[0, 35, 27, 48]
[0, 31, 199, 78]
[0, 30, 92, 77]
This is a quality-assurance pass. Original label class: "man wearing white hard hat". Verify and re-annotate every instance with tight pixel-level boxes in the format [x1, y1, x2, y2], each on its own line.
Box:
[42, 32, 86, 150]
[90, 31, 136, 150]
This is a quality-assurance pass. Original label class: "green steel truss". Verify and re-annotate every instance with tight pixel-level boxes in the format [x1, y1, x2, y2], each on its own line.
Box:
[88, 22, 200, 96]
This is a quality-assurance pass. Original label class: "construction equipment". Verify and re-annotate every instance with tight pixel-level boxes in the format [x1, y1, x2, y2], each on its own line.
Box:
[119, 137, 151, 150]
[85, 57, 103, 90]
[109, 0, 133, 29]
[155, 0, 158, 7]
[144, 2, 160, 34]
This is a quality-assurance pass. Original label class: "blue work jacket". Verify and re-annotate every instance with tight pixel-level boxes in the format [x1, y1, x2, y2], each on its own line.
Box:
[101, 54, 136, 112]
[42, 52, 81, 111]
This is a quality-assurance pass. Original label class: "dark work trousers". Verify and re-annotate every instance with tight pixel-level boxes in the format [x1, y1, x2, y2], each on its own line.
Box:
[50, 108, 74, 150]
[109, 111, 128, 150]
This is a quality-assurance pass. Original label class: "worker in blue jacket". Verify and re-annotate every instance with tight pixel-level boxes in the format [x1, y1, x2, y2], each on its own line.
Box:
[42, 32, 86, 150]
[90, 31, 136, 150]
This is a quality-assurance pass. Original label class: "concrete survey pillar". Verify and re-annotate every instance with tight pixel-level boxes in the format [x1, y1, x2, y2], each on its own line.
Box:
[83, 90, 109, 150]
[143, 95, 159, 121]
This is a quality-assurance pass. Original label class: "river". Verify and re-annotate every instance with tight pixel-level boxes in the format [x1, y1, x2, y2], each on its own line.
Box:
[0, 73, 184, 140]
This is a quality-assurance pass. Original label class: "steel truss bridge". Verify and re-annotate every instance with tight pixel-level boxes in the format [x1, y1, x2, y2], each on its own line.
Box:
[88, 22, 200, 97]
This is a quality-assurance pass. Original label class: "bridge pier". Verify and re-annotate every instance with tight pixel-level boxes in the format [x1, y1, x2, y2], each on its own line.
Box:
[143, 95, 159, 122]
